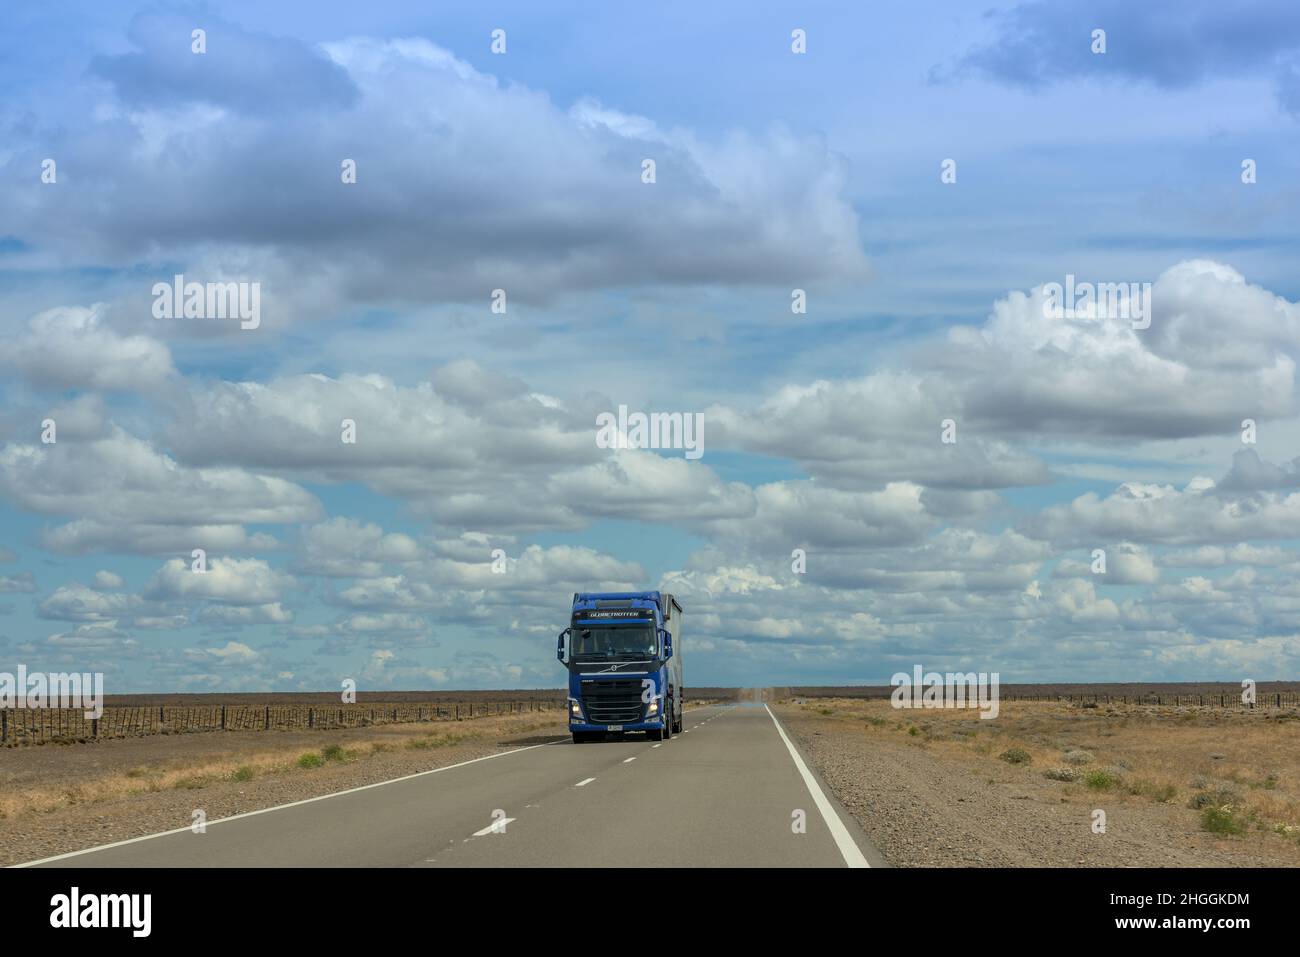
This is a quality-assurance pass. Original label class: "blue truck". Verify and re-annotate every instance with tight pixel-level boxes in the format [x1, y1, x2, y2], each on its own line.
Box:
[556, 591, 683, 743]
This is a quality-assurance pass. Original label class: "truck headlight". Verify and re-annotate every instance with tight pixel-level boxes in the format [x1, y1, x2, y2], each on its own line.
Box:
[568, 698, 582, 719]
[645, 698, 659, 716]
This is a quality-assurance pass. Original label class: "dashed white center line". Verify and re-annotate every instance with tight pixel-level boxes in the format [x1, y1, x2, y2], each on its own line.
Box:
[575, 777, 595, 787]
[472, 818, 515, 837]
[651, 743, 662, 749]
[622, 756, 636, 763]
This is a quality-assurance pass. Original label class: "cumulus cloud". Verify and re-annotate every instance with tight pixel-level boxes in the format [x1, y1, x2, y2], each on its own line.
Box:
[709, 372, 1050, 490]
[185, 641, 261, 664]
[10, 37, 868, 304]
[1053, 543, 1159, 584]
[92, 570, 125, 590]
[941, 261, 1298, 440]
[1, 305, 175, 392]
[38, 582, 140, 621]
[197, 603, 294, 626]
[145, 557, 295, 605]
[165, 366, 753, 533]
[0, 427, 319, 554]
[1023, 467, 1300, 546]
[296, 517, 421, 578]
[0, 571, 37, 594]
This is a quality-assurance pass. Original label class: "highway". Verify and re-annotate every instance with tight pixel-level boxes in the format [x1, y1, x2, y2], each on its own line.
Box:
[19, 704, 886, 868]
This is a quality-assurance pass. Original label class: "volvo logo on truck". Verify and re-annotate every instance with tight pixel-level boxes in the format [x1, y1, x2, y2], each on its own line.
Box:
[556, 591, 683, 743]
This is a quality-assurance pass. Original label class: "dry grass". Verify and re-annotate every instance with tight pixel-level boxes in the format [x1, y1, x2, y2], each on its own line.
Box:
[0, 711, 562, 822]
[788, 697, 1300, 846]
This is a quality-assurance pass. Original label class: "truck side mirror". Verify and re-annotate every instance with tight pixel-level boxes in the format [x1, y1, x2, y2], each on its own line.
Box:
[661, 629, 673, 660]
[557, 627, 570, 663]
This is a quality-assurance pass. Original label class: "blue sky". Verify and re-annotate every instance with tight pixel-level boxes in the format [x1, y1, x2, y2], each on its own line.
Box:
[2, 1, 1300, 691]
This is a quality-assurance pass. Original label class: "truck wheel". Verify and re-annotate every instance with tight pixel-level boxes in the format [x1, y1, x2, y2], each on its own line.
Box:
[647, 726, 663, 741]
[664, 706, 673, 738]
[572, 732, 589, 744]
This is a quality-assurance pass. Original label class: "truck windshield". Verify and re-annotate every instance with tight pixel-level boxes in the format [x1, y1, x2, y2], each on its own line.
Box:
[571, 624, 657, 660]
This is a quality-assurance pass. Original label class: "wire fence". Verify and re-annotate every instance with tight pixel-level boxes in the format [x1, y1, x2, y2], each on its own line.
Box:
[0, 698, 567, 746]
[786, 691, 1300, 709]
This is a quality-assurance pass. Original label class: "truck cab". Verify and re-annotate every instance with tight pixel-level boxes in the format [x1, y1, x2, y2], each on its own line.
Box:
[556, 591, 683, 743]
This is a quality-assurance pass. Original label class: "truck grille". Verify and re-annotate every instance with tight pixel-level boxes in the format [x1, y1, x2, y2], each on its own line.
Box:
[580, 679, 645, 724]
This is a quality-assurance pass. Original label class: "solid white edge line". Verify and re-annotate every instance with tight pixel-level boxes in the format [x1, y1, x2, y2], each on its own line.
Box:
[11, 740, 557, 868]
[764, 704, 870, 868]
[622, 756, 636, 763]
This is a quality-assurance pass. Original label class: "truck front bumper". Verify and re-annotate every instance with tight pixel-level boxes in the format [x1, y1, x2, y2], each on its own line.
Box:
[570, 716, 664, 732]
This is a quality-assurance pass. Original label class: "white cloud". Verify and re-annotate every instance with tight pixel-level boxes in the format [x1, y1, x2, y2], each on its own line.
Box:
[2, 305, 175, 392]
[146, 557, 295, 605]
[38, 582, 140, 621]
[0, 427, 319, 554]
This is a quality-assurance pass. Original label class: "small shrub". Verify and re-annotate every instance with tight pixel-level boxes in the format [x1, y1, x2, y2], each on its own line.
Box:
[297, 752, 324, 769]
[1146, 782, 1177, 803]
[230, 766, 255, 782]
[1085, 769, 1121, 790]
[1043, 766, 1080, 782]
[1188, 786, 1239, 809]
[322, 744, 346, 762]
[1201, 805, 1247, 836]
[819, 708, 834, 716]
[1063, 750, 1093, 765]
[1127, 779, 1176, 802]
[907, 725, 920, 737]
[999, 747, 1032, 765]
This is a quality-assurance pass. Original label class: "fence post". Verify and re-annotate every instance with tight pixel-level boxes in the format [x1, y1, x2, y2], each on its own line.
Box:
[308, 707, 314, 728]
[2, 709, 6, 742]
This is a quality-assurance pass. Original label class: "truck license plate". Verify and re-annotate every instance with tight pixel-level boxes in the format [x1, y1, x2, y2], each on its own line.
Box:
[606, 725, 623, 731]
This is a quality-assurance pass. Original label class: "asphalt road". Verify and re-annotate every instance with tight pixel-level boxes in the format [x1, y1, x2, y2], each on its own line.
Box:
[20, 703, 886, 868]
